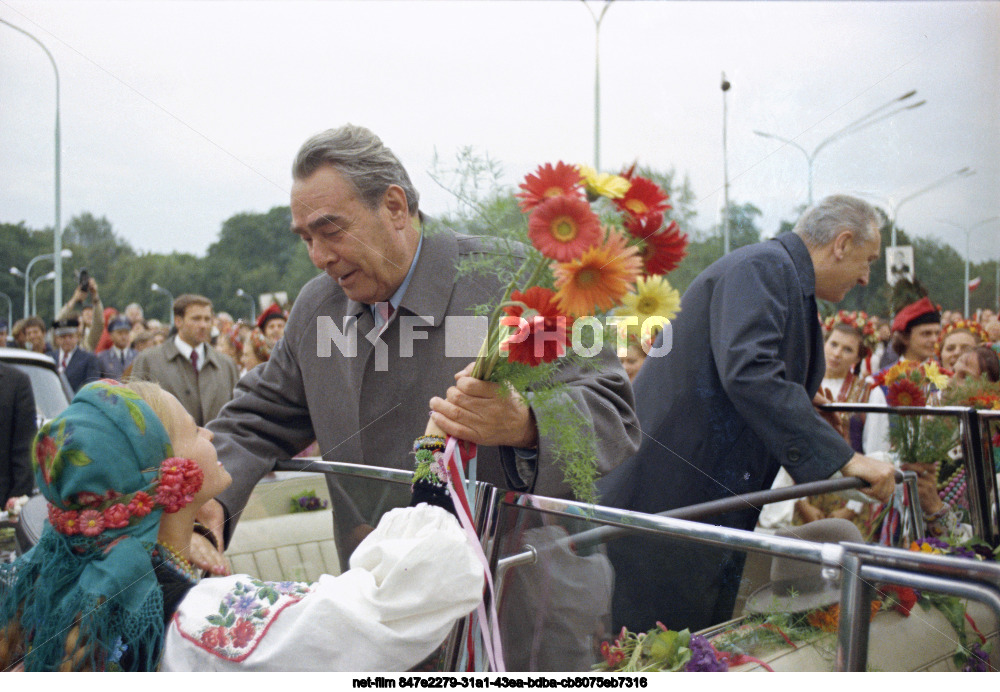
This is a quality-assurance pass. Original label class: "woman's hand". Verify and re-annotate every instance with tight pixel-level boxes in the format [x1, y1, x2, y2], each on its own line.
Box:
[901, 462, 945, 516]
[189, 532, 231, 576]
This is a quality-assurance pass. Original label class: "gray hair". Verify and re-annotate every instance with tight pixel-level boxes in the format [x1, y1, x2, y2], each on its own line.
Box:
[793, 194, 883, 247]
[292, 124, 420, 214]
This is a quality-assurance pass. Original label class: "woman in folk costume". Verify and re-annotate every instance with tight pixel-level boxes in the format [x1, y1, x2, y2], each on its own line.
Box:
[936, 319, 989, 372]
[0, 380, 482, 671]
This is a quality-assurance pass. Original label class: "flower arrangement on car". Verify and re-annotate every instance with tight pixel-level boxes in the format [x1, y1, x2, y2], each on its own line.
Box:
[599, 534, 998, 672]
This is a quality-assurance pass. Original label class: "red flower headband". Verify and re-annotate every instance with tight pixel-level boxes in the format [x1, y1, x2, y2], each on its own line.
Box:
[823, 310, 878, 354]
[935, 319, 989, 359]
[48, 457, 203, 537]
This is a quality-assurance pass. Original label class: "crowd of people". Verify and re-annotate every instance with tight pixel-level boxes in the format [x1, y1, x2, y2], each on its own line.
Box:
[1, 123, 999, 671]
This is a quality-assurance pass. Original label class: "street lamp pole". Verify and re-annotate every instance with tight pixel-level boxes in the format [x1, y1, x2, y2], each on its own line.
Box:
[938, 216, 1000, 317]
[721, 72, 732, 255]
[235, 289, 256, 323]
[581, 0, 614, 170]
[151, 283, 175, 328]
[754, 90, 924, 206]
[1, 19, 63, 315]
[32, 271, 56, 316]
[11, 249, 72, 319]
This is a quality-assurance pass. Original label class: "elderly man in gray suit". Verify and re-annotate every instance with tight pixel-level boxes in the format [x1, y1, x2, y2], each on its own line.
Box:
[192, 125, 640, 573]
[130, 294, 239, 427]
[597, 195, 896, 634]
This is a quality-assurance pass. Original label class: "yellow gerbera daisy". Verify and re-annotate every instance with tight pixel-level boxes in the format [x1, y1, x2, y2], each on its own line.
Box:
[576, 164, 630, 200]
[619, 275, 681, 326]
[553, 230, 642, 317]
[921, 361, 949, 390]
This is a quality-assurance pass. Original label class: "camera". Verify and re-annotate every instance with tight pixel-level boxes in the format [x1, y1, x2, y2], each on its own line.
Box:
[78, 269, 90, 291]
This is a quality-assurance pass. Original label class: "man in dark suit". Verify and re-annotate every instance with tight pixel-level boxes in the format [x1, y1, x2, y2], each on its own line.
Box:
[53, 317, 101, 393]
[97, 315, 137, 380]
[1, 363, 36, 510]
[598, 194, 895, 633]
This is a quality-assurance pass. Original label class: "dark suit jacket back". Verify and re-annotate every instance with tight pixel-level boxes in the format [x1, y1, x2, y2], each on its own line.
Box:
[0, 363, 37, 504]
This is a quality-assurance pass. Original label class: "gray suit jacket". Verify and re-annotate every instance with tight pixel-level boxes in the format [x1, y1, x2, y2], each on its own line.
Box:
[130, 339, 239, 426]
[210, 228, 640, 540]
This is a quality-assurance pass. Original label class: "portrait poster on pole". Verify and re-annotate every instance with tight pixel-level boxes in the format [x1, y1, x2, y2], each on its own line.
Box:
[886, 246, 914, 286]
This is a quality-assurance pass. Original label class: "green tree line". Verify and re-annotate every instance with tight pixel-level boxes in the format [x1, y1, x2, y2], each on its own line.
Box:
[2, 170, 996, 326]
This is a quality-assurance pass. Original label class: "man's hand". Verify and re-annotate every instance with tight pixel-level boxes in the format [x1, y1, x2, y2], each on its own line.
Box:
[86, 277, 99, 300]
[813, 389, 847, 440]
[841, 453, 895, 503]
[429, 362, 538, 448]
[193, 499, 229, 575]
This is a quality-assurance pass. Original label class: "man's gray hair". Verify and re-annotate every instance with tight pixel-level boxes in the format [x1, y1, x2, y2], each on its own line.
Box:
[793, 194, 883, 247]
[292, 124, 420, 215]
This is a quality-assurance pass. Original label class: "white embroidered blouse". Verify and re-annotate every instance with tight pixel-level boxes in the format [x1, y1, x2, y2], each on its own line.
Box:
[161, 504, 484, 671]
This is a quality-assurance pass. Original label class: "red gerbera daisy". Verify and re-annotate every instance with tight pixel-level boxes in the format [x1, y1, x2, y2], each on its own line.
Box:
[528, 195, 602, 262]
[500, 287, 573, 367]
[637, 220, 689, 276]
[886, 379, 927, 407]
[613, 176, 671, 219]
[516, 162, 585, 212]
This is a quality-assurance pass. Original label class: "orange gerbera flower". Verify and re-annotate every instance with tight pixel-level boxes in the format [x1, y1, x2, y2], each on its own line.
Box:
[553, 231, 642, 317]
[636, 220, 689, 276]
[613, 175, 671, 219]
[886, 379, 927, 407]
[516, 162, 585, 212]
[528, 195, 602, 262]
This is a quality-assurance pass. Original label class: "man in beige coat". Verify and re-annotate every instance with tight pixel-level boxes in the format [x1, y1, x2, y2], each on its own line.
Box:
[130, 294, 239, 426]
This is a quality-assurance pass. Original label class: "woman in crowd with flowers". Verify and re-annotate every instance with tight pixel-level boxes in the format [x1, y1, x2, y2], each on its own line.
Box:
[0, 380, 483, 671]
[937, 319, 989, 372]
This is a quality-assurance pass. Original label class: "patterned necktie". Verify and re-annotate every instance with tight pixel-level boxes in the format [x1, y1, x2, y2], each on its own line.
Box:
[190, 349, 199, 375]
[61, 353, 68, 371]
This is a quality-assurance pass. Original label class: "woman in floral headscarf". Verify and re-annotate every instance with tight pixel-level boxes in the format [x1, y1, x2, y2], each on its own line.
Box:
[0, 380, 483, 671]
[936, 319, 988, 372]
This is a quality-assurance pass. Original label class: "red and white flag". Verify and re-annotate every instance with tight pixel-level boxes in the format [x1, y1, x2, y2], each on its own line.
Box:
[968, 277, 982, 292]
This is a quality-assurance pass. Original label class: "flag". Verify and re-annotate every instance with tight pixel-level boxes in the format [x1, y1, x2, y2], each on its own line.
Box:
[968, 277, 981, 292]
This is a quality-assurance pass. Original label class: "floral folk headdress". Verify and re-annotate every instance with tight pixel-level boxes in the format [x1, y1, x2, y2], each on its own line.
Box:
[823, 310, 879, 357]
[0, 380, 203, 671]
[935, 319, 988, 361]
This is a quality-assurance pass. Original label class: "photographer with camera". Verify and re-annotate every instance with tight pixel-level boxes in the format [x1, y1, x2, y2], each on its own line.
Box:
[55, 271, 105, 352]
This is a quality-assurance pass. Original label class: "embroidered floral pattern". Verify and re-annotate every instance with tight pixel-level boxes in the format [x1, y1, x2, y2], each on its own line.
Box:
[189, 578, 314, 661]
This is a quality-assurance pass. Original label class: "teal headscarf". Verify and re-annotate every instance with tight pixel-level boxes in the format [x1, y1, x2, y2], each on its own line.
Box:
[0, 380, 174, 671]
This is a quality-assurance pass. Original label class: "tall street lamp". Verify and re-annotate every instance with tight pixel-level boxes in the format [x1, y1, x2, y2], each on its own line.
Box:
[581, 0, 615, 170]
[754, 90, 924, 205]
[721, 72, 732, 255]
[1, 19, 63, 315]
[10, 249, 72, 319]
[235, 288, 256, 323]
[151, 283, 175, 328]
[32, 270, 56, 316]
[937, 216, 1000, 318]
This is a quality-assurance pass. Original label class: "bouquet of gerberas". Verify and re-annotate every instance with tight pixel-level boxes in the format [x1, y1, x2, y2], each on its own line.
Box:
[873, 359, 953, 467]
[413, 162, 688, 504]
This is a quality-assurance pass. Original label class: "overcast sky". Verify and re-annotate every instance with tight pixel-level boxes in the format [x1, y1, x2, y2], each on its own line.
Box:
[2, 1, 998, 265]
